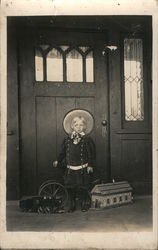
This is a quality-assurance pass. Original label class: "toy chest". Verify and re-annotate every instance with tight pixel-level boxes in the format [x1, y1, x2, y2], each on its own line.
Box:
[91, 181, 133, 209]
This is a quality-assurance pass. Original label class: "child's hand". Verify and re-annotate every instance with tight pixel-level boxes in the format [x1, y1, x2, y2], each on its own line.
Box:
[87, 166, 93, 174]
[53, 161, 58, 167]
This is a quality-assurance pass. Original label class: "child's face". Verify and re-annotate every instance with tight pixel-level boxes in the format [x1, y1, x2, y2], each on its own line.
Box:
[72, 119, 85, 133]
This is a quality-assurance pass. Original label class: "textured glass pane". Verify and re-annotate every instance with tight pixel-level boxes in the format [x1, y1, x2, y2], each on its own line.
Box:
[40, 45, 49, 50]
[86, 51, 94, 82]
[124, 39, 144, 121]
[60, 46, 69, 51]
[35, 49, 43, 81]
[66, 49, 83, 82]
[46, 49, 63, 81]
[79, 46, 89, 52]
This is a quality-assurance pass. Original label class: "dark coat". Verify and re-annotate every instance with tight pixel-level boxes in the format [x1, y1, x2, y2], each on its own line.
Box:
[57, 135, 96, 188]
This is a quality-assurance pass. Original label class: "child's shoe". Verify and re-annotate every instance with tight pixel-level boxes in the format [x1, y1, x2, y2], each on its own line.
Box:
[68, 201, 76, 213]
[68, 206, 76, 213]
[81, 201, 88, 212]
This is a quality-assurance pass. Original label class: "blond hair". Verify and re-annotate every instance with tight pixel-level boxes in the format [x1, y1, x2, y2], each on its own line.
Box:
[71, 116, 87, 130]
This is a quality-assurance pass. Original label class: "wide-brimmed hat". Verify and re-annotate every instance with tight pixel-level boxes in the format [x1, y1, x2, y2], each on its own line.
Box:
[63, 109, 94, 135]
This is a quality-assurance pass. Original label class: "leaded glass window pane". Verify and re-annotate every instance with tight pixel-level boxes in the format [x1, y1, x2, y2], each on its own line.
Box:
[86, 51, 94, 82]
[79, 46, 89, 52]
[40, 45, 49, 50]
[35, 49, 44, 81]
[66, 49, 83, 82]
[60, 46, 69, 51]
[46, 48, 63, 81]
[35, 45, 95, 83]
[124, 39, 144, 121]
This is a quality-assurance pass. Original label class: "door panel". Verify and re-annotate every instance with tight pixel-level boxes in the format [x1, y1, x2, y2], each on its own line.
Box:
[120, 136, 152, 180]
[36, 96, 95, 187]
[19, 30, 109, 196]
[56, 97, 95, 157]
[36, 97, 57, 186]
[56, 97, 77, 156]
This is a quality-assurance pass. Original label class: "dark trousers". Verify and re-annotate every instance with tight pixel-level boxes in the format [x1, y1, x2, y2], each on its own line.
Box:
[67, 187, 88, 208]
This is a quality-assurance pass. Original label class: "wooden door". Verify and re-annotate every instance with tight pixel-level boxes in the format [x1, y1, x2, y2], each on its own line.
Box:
[19, 30, 109, 196]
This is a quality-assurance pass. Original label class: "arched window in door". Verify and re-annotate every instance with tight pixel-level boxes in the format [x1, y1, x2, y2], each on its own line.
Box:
[86, 51, 94, 83]
[46, 48, 63, 81]
[34, 45, 94, 83]
[66, 49, 83, 82]
[35, 49, 44, 82]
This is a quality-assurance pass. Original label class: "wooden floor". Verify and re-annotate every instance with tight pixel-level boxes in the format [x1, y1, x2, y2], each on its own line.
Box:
[6, 196, 152, 232]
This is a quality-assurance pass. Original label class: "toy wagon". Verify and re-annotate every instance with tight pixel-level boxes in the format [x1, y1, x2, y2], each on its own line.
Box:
[90, 181, 133, 209]
[19, 167, 100, 213]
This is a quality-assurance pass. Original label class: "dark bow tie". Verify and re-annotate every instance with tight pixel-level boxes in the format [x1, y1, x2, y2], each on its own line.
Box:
[72, 132, 81, 139]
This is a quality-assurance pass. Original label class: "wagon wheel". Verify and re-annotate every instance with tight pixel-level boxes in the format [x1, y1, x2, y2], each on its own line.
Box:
[38, 181, 68, 207]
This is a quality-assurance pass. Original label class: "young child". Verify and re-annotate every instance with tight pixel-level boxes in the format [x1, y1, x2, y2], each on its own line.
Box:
[53, 110, 95, 212]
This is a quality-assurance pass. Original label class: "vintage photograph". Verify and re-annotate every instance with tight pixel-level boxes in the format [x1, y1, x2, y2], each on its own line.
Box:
[1, 0, 158, 249]
[7, 14, 152, 232]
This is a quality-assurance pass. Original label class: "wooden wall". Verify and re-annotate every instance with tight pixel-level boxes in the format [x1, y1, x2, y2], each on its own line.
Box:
[7, 24, 20, 199]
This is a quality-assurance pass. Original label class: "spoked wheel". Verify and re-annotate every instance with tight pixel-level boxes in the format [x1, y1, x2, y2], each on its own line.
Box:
[38, 181, 68, 208]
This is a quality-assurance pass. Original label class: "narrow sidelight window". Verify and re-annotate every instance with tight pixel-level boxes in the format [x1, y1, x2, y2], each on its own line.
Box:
[124, 39, 144, 121]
